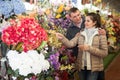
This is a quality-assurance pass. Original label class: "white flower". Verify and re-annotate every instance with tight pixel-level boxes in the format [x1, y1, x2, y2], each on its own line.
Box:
[25, 78, 29, 80]
[7, 50, 22, 70]
[19, 64, 32, 76]
[41, 60, 50, 71]
[31, 62, 42, 75]
[6, 50, 19, 60]
[12, 76, 17, 80]
[7, 50, 50, 76]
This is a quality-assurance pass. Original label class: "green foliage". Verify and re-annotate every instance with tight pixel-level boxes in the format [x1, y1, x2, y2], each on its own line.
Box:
[37, 41, 47, 52]
[37, 69, 54, 80]
[7, 67, 55, 80]
[7, 67, 19, 77]
[104, 51, 120, 69]
[84, 8, 89, 15]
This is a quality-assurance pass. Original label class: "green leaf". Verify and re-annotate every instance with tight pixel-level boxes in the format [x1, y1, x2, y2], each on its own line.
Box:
[14, 69, 19, 77]
[37, 41, 47, 51]
[7, 67, 19, 77]
[7, 67, 14, 75]
[17, 76, 25, 80]
[46, 76, 54, 80]
[61, 55, 68, 60]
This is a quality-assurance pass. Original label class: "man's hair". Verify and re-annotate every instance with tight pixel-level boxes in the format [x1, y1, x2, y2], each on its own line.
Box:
[68, 7, 79, 16]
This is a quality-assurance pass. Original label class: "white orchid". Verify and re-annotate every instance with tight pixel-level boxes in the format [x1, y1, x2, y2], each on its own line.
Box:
[6, 50, 50, 76]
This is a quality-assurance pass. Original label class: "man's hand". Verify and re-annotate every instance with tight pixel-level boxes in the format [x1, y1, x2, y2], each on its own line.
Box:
[98, 28, 106, 35]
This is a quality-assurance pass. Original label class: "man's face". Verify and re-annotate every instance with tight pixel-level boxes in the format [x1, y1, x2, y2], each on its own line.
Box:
[69, 10, 81, 25]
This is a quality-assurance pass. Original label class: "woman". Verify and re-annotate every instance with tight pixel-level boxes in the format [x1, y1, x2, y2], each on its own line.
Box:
[56, 12, 108, 80]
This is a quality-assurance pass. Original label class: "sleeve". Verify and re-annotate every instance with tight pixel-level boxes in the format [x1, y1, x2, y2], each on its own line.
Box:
[88, 35, 108, 58]
[61, 33, 79, 48]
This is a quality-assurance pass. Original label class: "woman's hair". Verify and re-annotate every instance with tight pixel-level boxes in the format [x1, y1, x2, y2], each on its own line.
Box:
[86, 12, 101, 28]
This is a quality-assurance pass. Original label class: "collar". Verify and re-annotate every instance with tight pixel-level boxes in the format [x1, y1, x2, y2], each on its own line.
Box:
[81, 28, 99, 36]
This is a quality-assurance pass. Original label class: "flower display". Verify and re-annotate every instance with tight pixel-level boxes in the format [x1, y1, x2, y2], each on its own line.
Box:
[34, 1, 75, 79]
[36, 2, 71, 48]
[7, 50, 50, 76]
[0, 0, 26, 18]
[1, 18, 48, 52]
[50, 18, 71, 29]
[1, 0, 120, 80]
[104, 15, 120, 52]
[48, 52, 60, 70]
[1, 17, 52, 80]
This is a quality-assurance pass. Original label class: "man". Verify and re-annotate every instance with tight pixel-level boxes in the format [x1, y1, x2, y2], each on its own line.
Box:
[65, 7, 85, 80]
[66, 7, 85, 58]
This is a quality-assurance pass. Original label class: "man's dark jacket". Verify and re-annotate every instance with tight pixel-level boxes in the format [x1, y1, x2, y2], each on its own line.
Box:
[66, 16, 85, 57]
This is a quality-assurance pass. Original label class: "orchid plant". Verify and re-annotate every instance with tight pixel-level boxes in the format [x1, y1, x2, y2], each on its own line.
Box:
[1, 17, 57, 80]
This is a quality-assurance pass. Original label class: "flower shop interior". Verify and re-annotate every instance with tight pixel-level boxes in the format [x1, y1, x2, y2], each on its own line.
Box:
[0, 0, 120, 80]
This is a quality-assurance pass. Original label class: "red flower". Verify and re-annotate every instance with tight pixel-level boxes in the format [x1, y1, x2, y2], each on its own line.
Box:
[60, 70, 69, 80]
[2, 18, 48, 51]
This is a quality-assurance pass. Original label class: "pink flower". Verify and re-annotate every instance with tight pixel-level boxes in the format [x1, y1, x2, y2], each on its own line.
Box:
[2, 18, 48, 51]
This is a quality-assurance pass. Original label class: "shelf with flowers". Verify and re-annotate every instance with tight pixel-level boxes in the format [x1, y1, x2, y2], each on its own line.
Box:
[0, 1, 75, 80]
[101, 14, 120, 69]
[35, 3, 76, 80]
[58, 46, 76, 80]
[0, 16, 61, 80]
[28, 4, 75, 80]
[103, 15, 120, 53]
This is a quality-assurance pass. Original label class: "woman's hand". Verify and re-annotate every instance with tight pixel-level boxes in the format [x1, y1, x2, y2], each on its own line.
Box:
[78, 44, 89, 51]
[56, 33, 64, 40]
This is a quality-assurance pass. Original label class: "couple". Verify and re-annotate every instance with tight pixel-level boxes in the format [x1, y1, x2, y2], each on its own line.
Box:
[56, 7, 108, 80]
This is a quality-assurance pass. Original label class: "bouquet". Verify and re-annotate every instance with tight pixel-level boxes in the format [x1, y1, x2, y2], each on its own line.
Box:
[1, 17, 53, 80]
[6, 50, 50, 80]
[1, 17, 48, 52]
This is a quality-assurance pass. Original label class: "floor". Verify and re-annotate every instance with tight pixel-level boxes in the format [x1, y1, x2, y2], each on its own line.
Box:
[105, 53, 120, 80]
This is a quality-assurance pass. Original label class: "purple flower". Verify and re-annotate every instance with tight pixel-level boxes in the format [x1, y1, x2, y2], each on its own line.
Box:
[49, 18, 71, 29]
[48, 52, 60, 70]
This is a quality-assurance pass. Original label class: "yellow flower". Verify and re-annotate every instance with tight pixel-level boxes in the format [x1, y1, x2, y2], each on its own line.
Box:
[45, 9, 51, 15]
[60, 64, 74, 70]
[55, 14, 61, 18]
[47, 30, 62, 48]
[60, 65, 66, 70]
[106, 27, 114, 35]
[108, 36, 116, 45]
[28, 10, 37, 18]
[67, 64, 73, 70]
[101, 17, 105, 25]
[96, 0, 102, 3]
[56, 4, 64, 13]
[94, 0, 102, 5]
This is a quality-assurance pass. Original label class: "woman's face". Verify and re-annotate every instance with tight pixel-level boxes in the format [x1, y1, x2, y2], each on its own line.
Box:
[85, 16, 96, 29]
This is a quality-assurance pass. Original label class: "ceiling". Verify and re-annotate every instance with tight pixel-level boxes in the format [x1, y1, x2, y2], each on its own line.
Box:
[102, 0, 120, 12]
